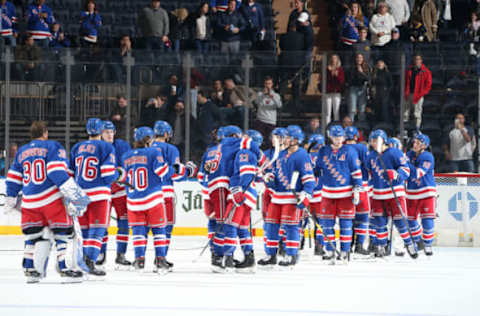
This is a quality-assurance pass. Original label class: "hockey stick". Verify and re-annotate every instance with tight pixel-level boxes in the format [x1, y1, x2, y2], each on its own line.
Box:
[290, 171, 341, 259]
[193, 136, 282, 262]
[374, 137, 417, 254]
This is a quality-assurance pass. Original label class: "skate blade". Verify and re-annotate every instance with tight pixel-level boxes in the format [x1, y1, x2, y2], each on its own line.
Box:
[257, 264, 276, 271]
[85, 274, 106, 281]
[156, 269, 169, 276]
[61, 277, 83, 284]
[211, 266, 226, 274]
[278, 265, 295, 271]
[115, 264, 132, 271]
[26, 277, 41, 284]
[235, 267, 256, 274]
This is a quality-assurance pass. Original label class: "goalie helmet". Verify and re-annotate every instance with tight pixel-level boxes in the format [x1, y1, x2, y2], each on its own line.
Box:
[287, 125, 304, 144]
[246, 129, 263, 147]
[345, 126, 359, 140]
[134, 127, 154, 142]
[369, 129, 388, 143]
[86, 118, 103, 135]
[154, 120, 173, 138]
[307, 134, 325, 150]
[102, 120, 116, 132]
[328, 125, 346, 138]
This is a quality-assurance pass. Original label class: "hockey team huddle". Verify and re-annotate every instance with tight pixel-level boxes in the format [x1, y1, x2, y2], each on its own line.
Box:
[4, 117, 436, 283]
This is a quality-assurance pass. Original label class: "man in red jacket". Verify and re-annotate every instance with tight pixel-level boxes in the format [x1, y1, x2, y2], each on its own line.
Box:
[404, 54, 432, 128]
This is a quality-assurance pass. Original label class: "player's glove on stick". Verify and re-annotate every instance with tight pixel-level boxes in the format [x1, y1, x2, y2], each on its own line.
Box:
[386, 169, 399, 181]
[296, 191, 310, 210]
[186, 161, 198, 178]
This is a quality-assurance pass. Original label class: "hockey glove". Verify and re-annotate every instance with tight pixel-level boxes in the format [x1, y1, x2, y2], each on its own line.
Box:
[186, 161, 198, 178]
[59, 178, 91, 217]
[352, 186, 361, 206]
[4, 196, 19, 214]
[231, 186, 245, 207]
[173, 163, 186, 177]
[296, 191, 310, 210]
[116, 167, 126, 183]
[386, 169, 399, 181]
[262, 172, 275, 183]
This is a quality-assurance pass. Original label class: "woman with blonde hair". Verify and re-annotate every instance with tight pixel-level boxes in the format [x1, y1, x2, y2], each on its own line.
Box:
[322, 54, 345, 125]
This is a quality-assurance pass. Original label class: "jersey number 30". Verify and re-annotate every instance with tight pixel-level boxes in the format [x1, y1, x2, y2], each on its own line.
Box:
[23, 159, 46, 185]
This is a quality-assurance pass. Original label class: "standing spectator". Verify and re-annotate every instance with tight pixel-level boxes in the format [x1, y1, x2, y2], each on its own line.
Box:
[79, 0, 102, 47]
[168, 8, 189, 52]
[444, 113, 476, 172]
[369, 2, 396, 60]
[239, 0, 265, 48]
[465, 10, 480, 56]
[416, 0, 438, 42]
[14, 34, 43, 81]
[0, 142, 17, 176]
[49, 23, 70, 49]
[384, 27, 407, 75]
[222, 77, 253, 125]
[353, 27, 373, 66]
[197, 90, 223, 144]
[216, 0, 246, 54]
[26, 0, 55, 48]
[109, 35, 132, 82]
[139, 94, 168, 127]
[0, 0, 18, 47]
[110, 95, 136, 140]
[347, 53, 370, 122]
[187, 2, 213, 53]
[138, 0, 170, 51]
[340, 2, 368, 69]
[404, 54, 432, 128]
[297, 12, 314, 92]
[322, 54, 345, 125]
[253, 76, 282, 137]
[163, 74, 185, 112]
[371, 59, 393, 124]
[304, 117, 321, 140]
[386, 0, 410, 34]
[278, 24, 305, 97]
[210, 79, 225, 106]
[287, 0, 310, 31]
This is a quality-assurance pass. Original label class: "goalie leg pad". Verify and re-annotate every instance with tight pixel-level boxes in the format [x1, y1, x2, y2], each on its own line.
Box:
[23, 227, 44, 270]
[51, 227, 73, 271]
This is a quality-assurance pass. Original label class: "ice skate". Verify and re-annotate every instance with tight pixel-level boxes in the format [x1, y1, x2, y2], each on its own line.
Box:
[223, 255, 235, 273]
[257, 254, 277, 269]
[84, 256, 106, 279]
[96, 252, 106, 272]
[374, 245, 385, 258]
[424, 245, 433, 256]
[114, 253, 132, 271]
[278, 241, 286, 257]
[416, 239, 425, 251]
[338, 251, 350, 263]
[322, 250, 334, 261]
[278, 255, 297, 269]
[211, 254, 225, 273]
[132, 257, 145, 272]
[59, 269, 83, 283]
[235, 252, 256, 274]
[314, 242, 325, 256]
[353, 242, 370, 259]
[154, 257, 170, 275]
[165, 259, 174, 272]
[406, 243, 418, 259]
[24, 268, 42, 284]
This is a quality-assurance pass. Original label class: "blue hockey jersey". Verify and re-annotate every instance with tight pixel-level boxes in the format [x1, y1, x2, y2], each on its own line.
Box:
[406, 150, 436, 200]
[111, 139, 131, 199]
[365, 147, 410, 200]
[197, 145, 215, 201]
[69, 140, 117, 202]
[6, 140, 70, 209]
[230, 148, 259, 209]
[121, 147, 172, 211]
[346, 143, 369, 186]
[1, 1, 17, 37]
[151, 141, 184, 198]
[309, 152, 322, 203]
[270, 148, 315, 204]
[26, 4, 55, 39]
[316, 145, 362, 199]
[80, 11, 102, 43]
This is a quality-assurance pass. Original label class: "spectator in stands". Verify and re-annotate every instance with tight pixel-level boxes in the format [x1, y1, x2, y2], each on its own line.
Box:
[341, 114, 365, 141]
[49, 23, 70, 50]
[139, 94, 168, 127]
[0, 0, 18, 47]
[371, 59, 393, 124]
[353, 27, 373, 66]
[322, 54, 344, 126]
[187, 2, 213, 53]
[138, 0, 170, 51]
[110, 95, 136, 140]
[197, 90, 222, 144]
[297, 12, 314, 92]
[384, 27, 406, 75]
[253, 76, 282, 137]
[14, 34, 43, 81]
[386, 0, 410, 35]
[340, 3, 365, 65]
[222, 77, 253, 125]
[169, 8, 190, 52]
[79, 0, 102, 47]
[304, 117, 321, 140]
[164, 74, 185, 111]
[109, 35, 132, 83]
[210, 79, 225, 106]
[408, 15, 428, 42]
[216, 0, 246, 53]
[26, 0, 55, 48]
[287, 0, 310, 31]
[404, 54, 432, 128]
[444, 113, 476, 173]
[0, 142, 18, 176]
[347, 53, 370, 122]
[466, 11, 480, 56]
[369, 2, 396, 60]
[278, 24, 305, 100]
[412, 0, 438, 42]
[239, 0, 265, 48]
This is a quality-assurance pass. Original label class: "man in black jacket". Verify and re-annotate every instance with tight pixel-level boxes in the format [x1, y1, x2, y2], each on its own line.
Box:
[279, 24, 305, 104]
[216, 0, 246, 53]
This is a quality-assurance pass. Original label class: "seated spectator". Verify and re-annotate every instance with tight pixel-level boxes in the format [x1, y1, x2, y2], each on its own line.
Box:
[79, 0, 102, 47]
[110, 95, 136, 140]
[197, 90, 223, 144]
[371, 59, 393, 124]
[49, 23, 71, 50]
[216, 0, 246, 54]
[139, 94, 168, 127]
[466, 11, 480, 56]
[14, 34, 43, 81]
[287, 0, 310, 31]
[304, 117, 321, 140]
[26, 0, 56, 48]
[210, 79, 225, 106]
[353, 27, 372, 66]
[109, 35, 132, 82]
[0, 0, 18, 47]
[169, 8, 189, 52]
[222, 77, 254, 125]
[138, 0, 170, 51]
[347, 53, 370, 122]
[443, 113, 476, 173]
[239, 0, 265, 48]
[342, 114, 365, 141]
[163, 74, 185, 110]
[253, 76, 282, 138]
[369, 2, 396, 59]
[187, 2, 213, 53]
[321, 54, 344, 126]
[408, 15, 428, 42]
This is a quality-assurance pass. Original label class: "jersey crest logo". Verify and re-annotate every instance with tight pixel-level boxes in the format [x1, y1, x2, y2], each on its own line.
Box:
[239, 154, 248, 162]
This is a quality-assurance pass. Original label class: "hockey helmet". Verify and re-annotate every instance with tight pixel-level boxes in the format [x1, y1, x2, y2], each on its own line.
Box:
[102, 120, 116, 132]
[134, 126, 154, 142]
[154, 120, 173, 138]
[224, 125, 243, 137]
[246, 129, 263, 147]
[414, 133, 430, 148]
[328, 125, 346, 138]
[216, 126, 226, 140]
[387, 137, 402, 150]
[86, 118, 103, 135]
[307, 134, 325, 150]
[287, 125, 304, 144]
[345, 126, 359, 140]
[369, 129, 388, 143]
[271, 127, 288, 138]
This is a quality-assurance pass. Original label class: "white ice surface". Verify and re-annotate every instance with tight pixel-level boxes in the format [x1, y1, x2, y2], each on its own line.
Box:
[0, 235, 479, 316]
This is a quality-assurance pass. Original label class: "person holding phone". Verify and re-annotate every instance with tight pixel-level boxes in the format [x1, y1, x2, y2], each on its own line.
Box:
[443, 113, 477, 172]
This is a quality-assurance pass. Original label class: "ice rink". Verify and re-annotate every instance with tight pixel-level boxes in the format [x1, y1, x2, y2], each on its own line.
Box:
[0, 235, 479, 316]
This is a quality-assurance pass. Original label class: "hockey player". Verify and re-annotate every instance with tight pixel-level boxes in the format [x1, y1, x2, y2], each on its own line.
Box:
[5, 121, 90, 283]
[98, 120, 132, 269]
[315, 125, 362, 261]
[305, 134, 325, 256]
[259, 125, 315, 268]
[406, 133, 436, 256]
[365, 129, 417, 259]
[221, 129, 263, 273]
[69, 118, 118, 277]
[344, 126, 371, 256]
[119, 127, 172, 274]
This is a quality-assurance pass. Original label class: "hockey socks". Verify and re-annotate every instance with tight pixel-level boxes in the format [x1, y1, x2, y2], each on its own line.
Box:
[165, 224, 173, 254]
[208, 219, 216, 250]
[408, 219, 423, 243]
[373, 216, 388, 246]
[151, 227, 168, 258]
[393, 219, 413, 246]
[213, 228, 225, 256]
[116, 218, 130, 254]
[421, 218, 434, 246]
[264, 222, 280, 256]
[223, 224, 237, 256]
[100, 233, 108, 256]
[320, 219, 336, 251]
[339, 219, 353, 252]
[83, 227, 106, 262]
[368, 217, 377, 246]
[238, 228, 253, 254]
[132, 226, 147, 259]
[354, 213, 369, 246]
[284, 224, 300, 256]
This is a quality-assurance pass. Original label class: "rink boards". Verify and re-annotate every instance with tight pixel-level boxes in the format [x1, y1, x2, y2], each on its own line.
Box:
[0, 178, 479, 246]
